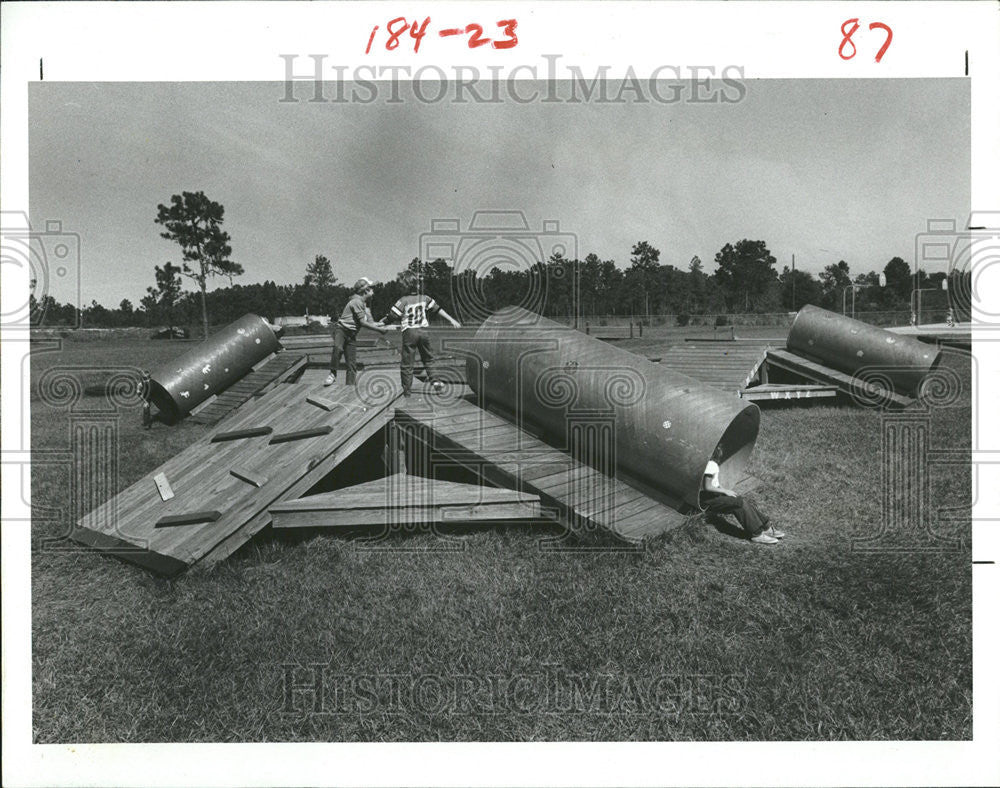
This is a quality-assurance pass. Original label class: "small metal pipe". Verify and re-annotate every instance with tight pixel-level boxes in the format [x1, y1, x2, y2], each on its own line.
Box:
[147, 313, 281, 421]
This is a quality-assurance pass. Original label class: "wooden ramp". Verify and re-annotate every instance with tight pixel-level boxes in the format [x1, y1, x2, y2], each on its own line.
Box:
[72, 373, 403, 575]
[394, 395, 691, 543]
[188, 352, 307, 425]
[270, 475, 541, 529]
[765, 348, 915, 408]
[654, 343, 770, 395]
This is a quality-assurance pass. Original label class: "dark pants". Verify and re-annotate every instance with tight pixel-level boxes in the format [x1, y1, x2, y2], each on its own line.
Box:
[400, 328, 435, 393]
[703, 493, 769, 537]
[330, 325, 358, 385]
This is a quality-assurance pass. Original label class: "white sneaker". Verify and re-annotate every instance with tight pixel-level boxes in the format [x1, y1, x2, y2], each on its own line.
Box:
[764, 526, 785, 539]
[750, 532, 779, 545]
[324, 373, 336, 386]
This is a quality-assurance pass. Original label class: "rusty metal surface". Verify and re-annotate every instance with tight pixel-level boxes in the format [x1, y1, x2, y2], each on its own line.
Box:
[147, 314, 280, 420]
[464, 307, 761, 510]
[787, 305, 941, 397]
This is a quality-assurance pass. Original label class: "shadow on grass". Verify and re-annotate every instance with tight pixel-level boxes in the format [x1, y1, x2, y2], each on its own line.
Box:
[239, 518, 574, 561]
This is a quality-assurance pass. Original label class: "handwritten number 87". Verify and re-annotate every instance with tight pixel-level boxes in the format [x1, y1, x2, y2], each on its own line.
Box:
[839, 18, 893, 63]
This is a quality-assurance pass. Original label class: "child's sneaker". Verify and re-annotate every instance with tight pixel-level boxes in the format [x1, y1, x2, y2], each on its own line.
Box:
[764, 526, 785, 539]
[324, 373, 336, 386]
[750, 532, 779, 545]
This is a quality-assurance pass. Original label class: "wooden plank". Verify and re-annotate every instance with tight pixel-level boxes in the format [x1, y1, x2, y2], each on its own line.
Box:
[155, 510, 223, 528]
[272, 501, 540, 529]
[306, 395, 340, 411]
[274, 476, 538, 510]
[741, 383, 838, 401]
[270, 476, 541, 529]
[211, 426, 274, 442]
[68, 526, 189, 577]
[230, 467, 269, 488]
[269, 425, 334, 444]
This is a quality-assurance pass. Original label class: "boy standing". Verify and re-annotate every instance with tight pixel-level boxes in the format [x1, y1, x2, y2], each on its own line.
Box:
[325, 277, 388, 386]
[380, 271, 461, 396]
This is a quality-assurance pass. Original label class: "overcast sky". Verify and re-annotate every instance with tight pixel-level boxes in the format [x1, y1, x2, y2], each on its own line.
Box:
[29, 78, 969, 307]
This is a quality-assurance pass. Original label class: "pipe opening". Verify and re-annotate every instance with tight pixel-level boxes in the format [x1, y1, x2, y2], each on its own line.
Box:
[698, 404, 760, 510]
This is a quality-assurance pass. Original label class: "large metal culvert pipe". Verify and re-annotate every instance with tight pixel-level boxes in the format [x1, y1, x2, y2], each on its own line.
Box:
[465, 307, 761, 511]
[146, 313, 281, 421]
[787, 305, 942, 398]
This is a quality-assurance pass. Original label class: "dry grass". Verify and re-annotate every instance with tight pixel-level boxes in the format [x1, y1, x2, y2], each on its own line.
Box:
[30, 339, 971, 742]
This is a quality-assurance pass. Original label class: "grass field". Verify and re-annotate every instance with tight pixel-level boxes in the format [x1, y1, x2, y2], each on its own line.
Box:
[29, 337, 972, 742]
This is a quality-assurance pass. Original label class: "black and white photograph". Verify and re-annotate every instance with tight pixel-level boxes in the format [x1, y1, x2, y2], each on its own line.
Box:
[2, 2, 998, 786]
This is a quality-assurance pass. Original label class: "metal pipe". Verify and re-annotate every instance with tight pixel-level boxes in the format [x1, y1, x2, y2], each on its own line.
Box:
[146, 313, 280, 421]
[787, 305, 941, 397]
[465, 307, 761, 513]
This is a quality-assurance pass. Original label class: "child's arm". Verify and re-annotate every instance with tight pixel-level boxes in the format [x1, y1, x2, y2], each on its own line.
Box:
[358, 305, 388, 334]
[436, 307, 461, 328]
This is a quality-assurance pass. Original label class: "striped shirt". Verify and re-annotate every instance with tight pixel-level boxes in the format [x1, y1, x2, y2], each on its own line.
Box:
[390, 294, 439, 330]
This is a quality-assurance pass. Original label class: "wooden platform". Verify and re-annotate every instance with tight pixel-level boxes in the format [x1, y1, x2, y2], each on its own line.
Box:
[394, 395, 692, 543]
[270, 475, 541, 529]
[279, 334, 466, 380]
[188, 352, 307, 425]
[654, 343, 770, 395]
[72, 372, 404, 575]
[765, 348, 915, 408]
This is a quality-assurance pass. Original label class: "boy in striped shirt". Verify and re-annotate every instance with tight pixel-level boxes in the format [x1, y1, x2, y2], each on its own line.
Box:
[381, 272, 461, 397]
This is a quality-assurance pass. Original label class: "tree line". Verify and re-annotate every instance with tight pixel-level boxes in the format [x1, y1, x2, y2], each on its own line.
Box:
[28, 191, 968, 332]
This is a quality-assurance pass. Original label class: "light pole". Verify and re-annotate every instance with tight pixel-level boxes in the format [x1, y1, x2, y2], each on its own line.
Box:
[910, 281, 947, 326]
[791, 253, 796, 311]
[842, 273, 886, 319]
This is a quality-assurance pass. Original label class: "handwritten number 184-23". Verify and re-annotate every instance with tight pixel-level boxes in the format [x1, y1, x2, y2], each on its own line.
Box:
[366, 17, 518, 54]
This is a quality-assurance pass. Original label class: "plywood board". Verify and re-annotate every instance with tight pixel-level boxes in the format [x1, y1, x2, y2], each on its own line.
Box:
[73, 373, 403, 575]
